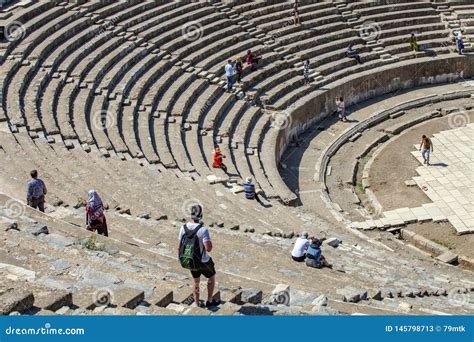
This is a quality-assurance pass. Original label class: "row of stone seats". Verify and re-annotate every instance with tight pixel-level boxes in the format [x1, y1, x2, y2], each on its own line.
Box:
[1, 187, 472, 316]
[0, 0, 467, 204]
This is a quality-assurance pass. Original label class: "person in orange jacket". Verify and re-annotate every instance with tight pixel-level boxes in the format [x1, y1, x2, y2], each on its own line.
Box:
[212, 147, 227, 172]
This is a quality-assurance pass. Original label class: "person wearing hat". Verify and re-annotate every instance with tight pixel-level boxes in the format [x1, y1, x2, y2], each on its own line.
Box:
[306, 237, 332, 269]
[291, 231, 310, 262]
[178, 204, 219, 307]
[243, 176, 263, 205]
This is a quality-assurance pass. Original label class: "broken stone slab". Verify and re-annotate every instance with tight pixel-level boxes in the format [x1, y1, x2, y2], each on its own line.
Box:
[0, 288, 34, 315]
[0, 263, 36, 281]
[73, 287, 110, 310]
[5, 221, 19, 231]
[404, 179, 417, 187]
[148, 289, 173, 307]
[311, 294, 328, 307]
[35, 290, 73, 312]
[325, 237, 341, 248]
[337, 287, 367, 303]
[27, 223, 49, 236]
[118, 208, 131, 215]
[215, 302, 241, 315]
[241, 288, 263, 304]
[368, 289, 382, 300]
[137, 212, 151, 219]
[173, 287, 194, 305]
[111, 287, 144, 309]
[220, 289, 242, 304]
[436, 251, 458, 264]
[43, 234, 74, 248]
[50, 259, 72, 271]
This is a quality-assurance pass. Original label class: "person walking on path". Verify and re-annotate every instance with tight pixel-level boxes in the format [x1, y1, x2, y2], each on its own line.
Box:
[419, 135, 433, 165]
[26, 170, 47, 212]
[410, 33, 420, 52]
[225, 59, 234, 91]
[85, 190, 108, 237]
[303, 60, 310, 86]
[336, 96, 346, 121]
[456, 32, 464, 55]
[178, 204, 219, 308]
[293, 1, 300, 25]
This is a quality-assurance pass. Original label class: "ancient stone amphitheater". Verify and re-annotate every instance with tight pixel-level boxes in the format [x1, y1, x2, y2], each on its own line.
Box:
[0, 0, 473, 316]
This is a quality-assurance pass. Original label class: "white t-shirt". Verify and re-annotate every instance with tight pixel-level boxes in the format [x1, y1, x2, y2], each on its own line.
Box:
[178, 222, 211, 263]
[225, 63, 234, 77]
[291, 237, 309, 257]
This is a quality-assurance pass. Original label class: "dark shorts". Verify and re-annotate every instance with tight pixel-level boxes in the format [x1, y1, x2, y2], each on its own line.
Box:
[191, 258, 216, 279]
[292, 255, 305, 262]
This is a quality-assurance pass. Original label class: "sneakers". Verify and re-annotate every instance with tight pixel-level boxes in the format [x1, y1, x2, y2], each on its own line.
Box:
[205, 299, 220, 308]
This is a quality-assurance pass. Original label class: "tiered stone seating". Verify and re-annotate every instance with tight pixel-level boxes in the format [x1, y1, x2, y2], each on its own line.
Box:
[1, 1, 474, 316]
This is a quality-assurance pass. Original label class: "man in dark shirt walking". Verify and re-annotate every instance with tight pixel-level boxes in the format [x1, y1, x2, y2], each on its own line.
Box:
[26, 170, 47, 212]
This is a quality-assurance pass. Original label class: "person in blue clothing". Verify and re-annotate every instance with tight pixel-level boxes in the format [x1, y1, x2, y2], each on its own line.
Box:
[305, 238, 332, 269]
[243, 177, 263, 205]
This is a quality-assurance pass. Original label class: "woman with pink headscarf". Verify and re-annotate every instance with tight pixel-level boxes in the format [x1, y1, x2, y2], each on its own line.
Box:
[85, 190, 108, 237]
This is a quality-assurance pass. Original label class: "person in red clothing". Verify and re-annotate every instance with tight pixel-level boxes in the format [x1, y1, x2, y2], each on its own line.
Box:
[212, 147, 227, 173]
[246, 50, 260, 71]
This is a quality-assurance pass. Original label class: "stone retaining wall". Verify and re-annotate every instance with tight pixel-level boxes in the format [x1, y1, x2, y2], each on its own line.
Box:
[276, 55, 474, 163]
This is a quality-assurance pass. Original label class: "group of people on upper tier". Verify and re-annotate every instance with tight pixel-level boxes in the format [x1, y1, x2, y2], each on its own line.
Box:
[224, 50, 260, 91]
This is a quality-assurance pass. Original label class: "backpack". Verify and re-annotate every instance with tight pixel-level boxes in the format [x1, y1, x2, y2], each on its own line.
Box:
[178, 223, 203, 270]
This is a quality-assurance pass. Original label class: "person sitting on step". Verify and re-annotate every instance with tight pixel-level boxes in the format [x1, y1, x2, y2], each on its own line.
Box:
[212, 146, 227, 172]
[346, 44, 362, 64]
[305, 237, 332, 269]
[243, 177, 264, 205]
[291, 231, 310, 262]
[85, 190, 108, 237]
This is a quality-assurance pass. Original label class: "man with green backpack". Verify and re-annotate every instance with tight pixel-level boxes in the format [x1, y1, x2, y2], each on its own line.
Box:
[178, 204, 219, 308]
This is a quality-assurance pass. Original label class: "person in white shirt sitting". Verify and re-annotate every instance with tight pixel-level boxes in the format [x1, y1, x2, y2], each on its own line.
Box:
[291, 231, 309, 262]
